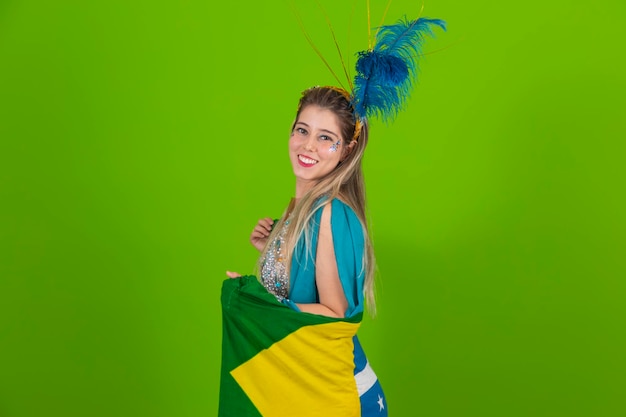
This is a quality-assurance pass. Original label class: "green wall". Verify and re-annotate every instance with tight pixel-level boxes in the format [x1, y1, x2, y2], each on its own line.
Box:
[1, 1, 624, 416]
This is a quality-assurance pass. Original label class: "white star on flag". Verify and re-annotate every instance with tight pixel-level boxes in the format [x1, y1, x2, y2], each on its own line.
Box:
[377, 394, 384, 411]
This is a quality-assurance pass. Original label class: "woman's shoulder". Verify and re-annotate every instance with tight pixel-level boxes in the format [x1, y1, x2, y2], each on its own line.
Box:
[331, 197, 360, 220]
[310, 196, 363, 234]
[313, 196, 357, 218]
[318, 198, 363, 239]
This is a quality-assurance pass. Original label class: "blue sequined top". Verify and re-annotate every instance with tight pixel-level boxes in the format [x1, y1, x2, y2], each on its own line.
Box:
[261, 198, 366, 318]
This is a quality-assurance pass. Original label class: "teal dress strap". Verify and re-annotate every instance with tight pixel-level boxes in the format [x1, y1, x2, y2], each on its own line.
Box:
[289, 198, 366, 318]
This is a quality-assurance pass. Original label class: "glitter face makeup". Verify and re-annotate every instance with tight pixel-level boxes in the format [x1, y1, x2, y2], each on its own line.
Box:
[329, 140, 341, 152]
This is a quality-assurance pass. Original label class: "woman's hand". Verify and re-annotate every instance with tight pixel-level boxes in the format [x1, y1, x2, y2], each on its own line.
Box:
[226, 271, 242, 279]
[250, 217, 274, 251]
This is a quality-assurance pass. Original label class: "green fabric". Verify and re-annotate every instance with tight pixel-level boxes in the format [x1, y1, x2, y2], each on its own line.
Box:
[218, 275, 362, 416]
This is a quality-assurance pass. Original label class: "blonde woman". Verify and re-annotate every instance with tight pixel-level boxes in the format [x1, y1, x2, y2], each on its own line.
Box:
[224, 86, 386, 416]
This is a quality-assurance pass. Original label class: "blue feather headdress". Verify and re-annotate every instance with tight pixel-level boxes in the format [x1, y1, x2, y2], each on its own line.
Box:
[293, 3, 446, 133]
[352, 17, 446, 123]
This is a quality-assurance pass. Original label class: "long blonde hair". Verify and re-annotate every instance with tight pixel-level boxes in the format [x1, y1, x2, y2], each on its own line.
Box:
[258, 86, 377, 315]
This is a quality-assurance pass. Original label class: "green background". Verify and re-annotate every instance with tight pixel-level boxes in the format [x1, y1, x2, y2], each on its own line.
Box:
[1, 0, 625, 416]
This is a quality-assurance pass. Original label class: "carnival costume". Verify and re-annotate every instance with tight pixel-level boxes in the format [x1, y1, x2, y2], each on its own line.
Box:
[219, 4, 445, 416]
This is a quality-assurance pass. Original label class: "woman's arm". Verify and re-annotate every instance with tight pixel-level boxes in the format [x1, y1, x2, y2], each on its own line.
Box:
[294, 202, 348, 318]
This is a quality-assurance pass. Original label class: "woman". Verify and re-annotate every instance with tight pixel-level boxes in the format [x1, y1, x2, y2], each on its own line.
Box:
[222, 86, 386, 416]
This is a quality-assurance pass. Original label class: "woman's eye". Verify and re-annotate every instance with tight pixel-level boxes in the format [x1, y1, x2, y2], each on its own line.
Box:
[319, 135, 332, 141]
[296, 127, 307, 135]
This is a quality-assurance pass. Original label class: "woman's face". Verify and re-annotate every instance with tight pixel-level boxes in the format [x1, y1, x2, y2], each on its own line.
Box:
[289, 105, 344, 196]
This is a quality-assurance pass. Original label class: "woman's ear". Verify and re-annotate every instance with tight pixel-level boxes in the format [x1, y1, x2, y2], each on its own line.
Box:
[341, 140, 357, 161]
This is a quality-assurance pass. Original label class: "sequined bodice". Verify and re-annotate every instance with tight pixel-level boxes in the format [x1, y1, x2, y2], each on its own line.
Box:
[259, 219, 290, 301]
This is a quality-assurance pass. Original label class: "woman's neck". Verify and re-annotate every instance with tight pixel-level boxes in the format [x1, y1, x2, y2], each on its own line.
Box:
[295, 179, 316, 199]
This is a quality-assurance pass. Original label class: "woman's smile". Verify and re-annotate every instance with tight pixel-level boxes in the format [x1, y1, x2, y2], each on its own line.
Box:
[297, 154, 318, 167]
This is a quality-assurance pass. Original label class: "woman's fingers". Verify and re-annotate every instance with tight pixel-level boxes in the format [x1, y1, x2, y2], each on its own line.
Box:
[252, 226, 268, 238]
[251, 218, 274, 239]
[257, 218, 274, 236]
[250, 217, 275, 251]
[226, 271, 242, 278]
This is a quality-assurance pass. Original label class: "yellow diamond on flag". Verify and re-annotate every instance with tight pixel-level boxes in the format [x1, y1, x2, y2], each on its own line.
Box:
[231, 321, 361, 417]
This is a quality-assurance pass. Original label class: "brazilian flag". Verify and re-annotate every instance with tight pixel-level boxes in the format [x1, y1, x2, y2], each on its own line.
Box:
[219, 275, 363, 417]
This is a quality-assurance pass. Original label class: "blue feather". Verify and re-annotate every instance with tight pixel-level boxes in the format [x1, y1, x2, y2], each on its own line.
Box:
[352, 17, 446, 122]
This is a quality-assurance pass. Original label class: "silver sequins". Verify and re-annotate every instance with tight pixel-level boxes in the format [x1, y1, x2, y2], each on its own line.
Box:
[259, 219, 290, 300]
